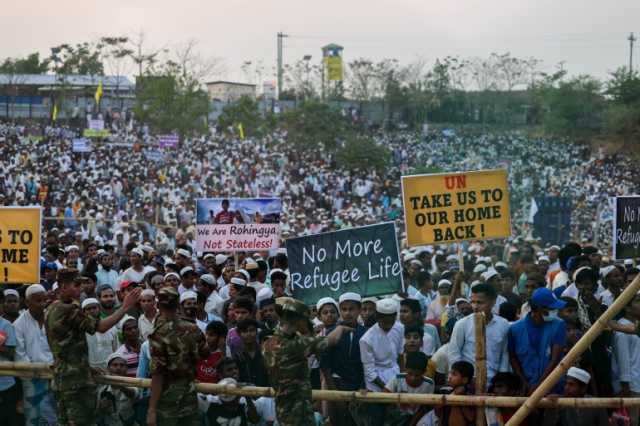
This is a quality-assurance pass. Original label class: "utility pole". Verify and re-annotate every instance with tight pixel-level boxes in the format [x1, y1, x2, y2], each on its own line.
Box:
[629, 32, 637, 74]
[277, 32, 288, 100]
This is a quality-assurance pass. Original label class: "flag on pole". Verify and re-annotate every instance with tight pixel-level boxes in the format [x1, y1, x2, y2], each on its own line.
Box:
[237, 123, 245, 140]
[52, 104, 58, 122]
[94, 81, 103, 105]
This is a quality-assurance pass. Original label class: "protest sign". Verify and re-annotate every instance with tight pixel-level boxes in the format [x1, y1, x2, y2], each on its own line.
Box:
[88, 119, 104, 131]
[144, 150, 165, 163]
[195, 198, 281, 252]
[0, 207, 41, 284]
[83, 128, 110, 138]
[158, 134, 179, 148]
[613, 196, 640, 260]
[402, 169, 510, 246]
[288, 222, 403, 305]
[72, 138, 91, 153]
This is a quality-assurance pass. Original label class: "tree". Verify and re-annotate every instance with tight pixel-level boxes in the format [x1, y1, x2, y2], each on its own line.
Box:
[100, 36, 134, 109]
[128, 30, 167, 77]
[280, 100, 349, 151]
[134, 61, 209, 136]
[0, 53, 50, 74]
[283, 59, 321, 100]
[216, 96, 263, 137]
[49, 43, 105, 75]
[335, 133, 390, 172]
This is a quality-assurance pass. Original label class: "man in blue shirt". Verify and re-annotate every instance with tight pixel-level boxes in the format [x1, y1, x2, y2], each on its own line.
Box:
[508, 287, 567, 395]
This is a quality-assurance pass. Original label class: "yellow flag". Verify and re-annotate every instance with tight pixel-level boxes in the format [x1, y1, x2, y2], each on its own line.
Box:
[95, 81, 103, 105]
[52, 104, 58, 121]
[237, 123, 245, 140]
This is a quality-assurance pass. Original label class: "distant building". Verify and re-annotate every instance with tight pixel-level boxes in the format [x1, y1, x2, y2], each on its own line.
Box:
[205, 81, 256, 102]
[0, 74, 135, 119]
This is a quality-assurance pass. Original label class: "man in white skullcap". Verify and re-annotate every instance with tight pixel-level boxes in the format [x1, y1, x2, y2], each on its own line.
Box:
[180, 290, 207, 333]
[82, 297, 119, 370]
[13, 284, 57, 424]
[358, 298, 404, 424]
[541, 367, 608, 426]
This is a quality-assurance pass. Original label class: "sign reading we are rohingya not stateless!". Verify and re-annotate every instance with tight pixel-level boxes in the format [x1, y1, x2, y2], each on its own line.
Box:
[195, 198, 281, 252]
[402, 169, 511, 246]
[287, 222, 403, 305]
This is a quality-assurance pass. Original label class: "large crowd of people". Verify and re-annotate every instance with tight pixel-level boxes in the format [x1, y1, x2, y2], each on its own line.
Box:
[0, 120, 640, 426]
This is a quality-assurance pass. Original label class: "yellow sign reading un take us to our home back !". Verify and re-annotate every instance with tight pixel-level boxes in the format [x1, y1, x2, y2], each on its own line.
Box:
[401, 169, 511, 246]
[0, 207, 42, 284]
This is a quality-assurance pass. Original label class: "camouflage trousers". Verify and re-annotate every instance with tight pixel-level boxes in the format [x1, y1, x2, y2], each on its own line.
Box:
[23, 378, 57, 426]
[53, 385, 97, 426]
[156, 380, 199, 426]
[275, 387, 315, 426]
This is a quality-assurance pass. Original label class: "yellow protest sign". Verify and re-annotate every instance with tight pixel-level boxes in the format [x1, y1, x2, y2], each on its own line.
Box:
[0, 207, 41, 284]
[401, 169, 511, 246]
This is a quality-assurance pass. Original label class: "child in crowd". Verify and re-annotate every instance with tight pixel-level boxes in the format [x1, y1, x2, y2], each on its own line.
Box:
[385, 351, 435, 425]
[206, 377, 260, 426]
[96, 353, 140, 426]
[399, 324, 424, 372]
[197, 321, 228, 383]
[486, 372, 525, 426]
[440, 361, 475, 426]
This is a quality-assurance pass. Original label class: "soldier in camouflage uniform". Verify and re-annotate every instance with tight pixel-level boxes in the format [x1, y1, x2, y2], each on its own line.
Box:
[147, 286, 208, 426]
[45, 268, 141, 426]
[262, 297, 352, 426]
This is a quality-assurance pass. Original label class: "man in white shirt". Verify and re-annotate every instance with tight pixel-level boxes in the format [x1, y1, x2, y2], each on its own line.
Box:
[359, 298, 404, 426]
[95, 252, 119, 290]
[82, 298, 119, 370]
[612, 294, 640, 425]
[14, 284, 57, 425]
[448, 283, 510, 385]
[120, 247, 155, 283]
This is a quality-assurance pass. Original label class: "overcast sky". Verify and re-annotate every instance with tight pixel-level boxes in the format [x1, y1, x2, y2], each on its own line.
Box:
[3, 0, 639, 82]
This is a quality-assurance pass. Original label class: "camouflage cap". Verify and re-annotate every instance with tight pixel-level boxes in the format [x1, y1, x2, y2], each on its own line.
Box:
[157, 286, 179, 301]
[277, 297, 310, 319]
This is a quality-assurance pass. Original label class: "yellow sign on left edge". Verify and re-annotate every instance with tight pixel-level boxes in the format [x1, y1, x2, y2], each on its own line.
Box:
[0, 207, 41, 284]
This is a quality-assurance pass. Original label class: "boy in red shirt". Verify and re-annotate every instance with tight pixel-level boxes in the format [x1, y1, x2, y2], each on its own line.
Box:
[197, 321, 228, 383]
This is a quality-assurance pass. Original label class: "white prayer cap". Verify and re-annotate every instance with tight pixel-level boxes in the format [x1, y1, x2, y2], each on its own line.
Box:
[339, 292, 362, 304]
[140, 244, 153, 253]
[537, 255, 550, 263]
[376, 298, 398, 315]
[573, 266, 592, 282]
[81, 297, 99, 309]
[600, 265, 616, 279]
[180, 266, 196, 276]
[470, 280, 482, 289]
[180, 290, 197, 304]
[455, 297, 470, 305]
[276, 248, 287, 255]
[203, 253, 216, 260]
[257, 287, 274, 304]
[107, 352, 126, 366]
[473, 264, 487, 274]
[404, 253, 416, 262]
[362, 296, 378, 304]
[549, 245, 561, 251]
[215, 254, 228, 265]
[176, 248, 191, 258]
[446, 254, 458, 262]
[141, 289, 155, 298]
[164, 272, 180, 280]
[200, 274, 216, 286]
[65, 245, 79, 253]
[316, 297, 338, 312]
[230, 277, 247, 287]
[567, 367, 591, 384]
[482, 269, 499, 282]
[3, 289, 19, 298]
[438, 279, 452, 288]
[52, 282, 59, 292]
[238, 269, 250, 281]
[269, 268, 286, 278]
[624, 259, 634, 266]
[130, 247, 144, 258]
[495, 261, 508, 269]
[409, 259, 423, 267]
[25, 284, 46, 298]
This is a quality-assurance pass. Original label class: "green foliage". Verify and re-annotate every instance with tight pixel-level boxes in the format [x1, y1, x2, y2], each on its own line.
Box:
[531, 73, 604, 134]
[0, 53, 50, 74]
[50, 43, 104, 75]
[606, 68, 640, 105]
[280, 100, 348, 150]
[134, 65, 209, 136]
[335, 134, 390, 172]
[217, 96, 264, 137]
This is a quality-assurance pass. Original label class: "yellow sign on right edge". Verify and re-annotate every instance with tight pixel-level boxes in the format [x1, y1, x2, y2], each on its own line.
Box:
[401, 169, 511, 246]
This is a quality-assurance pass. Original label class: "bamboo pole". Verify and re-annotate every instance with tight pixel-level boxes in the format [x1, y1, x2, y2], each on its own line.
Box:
[474, 312, 487, 426]
[506, 273, 640, 425]
[4, 362, 640, 408]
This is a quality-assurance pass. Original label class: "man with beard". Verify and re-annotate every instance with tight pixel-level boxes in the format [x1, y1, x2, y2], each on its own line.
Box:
[14, 284, 57, 425]
[258, 297, 279, 340]
[96, 252, 119, 290]
[197, 274, 224, 318]
[180, 290, 206, 332]
[599, 265, 625, 307]
[2, 289, 21, 323]
[97, 284, 117, 317]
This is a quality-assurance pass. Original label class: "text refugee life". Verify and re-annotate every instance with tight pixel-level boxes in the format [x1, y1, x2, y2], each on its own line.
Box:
[290, 238, 401, 292]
